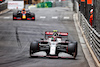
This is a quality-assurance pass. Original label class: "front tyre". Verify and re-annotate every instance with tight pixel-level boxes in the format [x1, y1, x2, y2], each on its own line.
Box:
[13, 12, 17, 20]
[73, 47, 77, 59]
[68, 42, 77, 59]
[30, 42, 39, 57]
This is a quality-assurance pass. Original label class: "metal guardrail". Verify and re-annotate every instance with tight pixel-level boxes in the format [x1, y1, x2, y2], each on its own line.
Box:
[74, 0, 100, 63]
[0, 1, 7, 12]
[79, 13, 100, 62]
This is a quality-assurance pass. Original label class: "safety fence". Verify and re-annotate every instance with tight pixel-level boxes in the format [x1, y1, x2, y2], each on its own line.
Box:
[74, 0, 100, 63]
[79, 12, 100, 62]
[0, 1, 7, 12]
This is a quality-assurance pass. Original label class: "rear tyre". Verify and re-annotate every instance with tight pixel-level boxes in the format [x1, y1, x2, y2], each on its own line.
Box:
[68, 42, 77, 59]
[31, 13, 35, 21]
[30, 42, 39, 57]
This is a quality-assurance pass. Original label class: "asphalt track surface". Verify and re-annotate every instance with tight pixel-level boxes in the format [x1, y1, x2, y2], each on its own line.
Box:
[0, 7, 89, 67]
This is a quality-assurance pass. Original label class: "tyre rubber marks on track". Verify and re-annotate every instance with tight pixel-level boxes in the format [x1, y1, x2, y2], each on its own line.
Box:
[15, 27, 22, 48]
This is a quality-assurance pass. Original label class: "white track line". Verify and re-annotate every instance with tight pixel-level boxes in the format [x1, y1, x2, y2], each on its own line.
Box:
[63, 17, 70, 19]
[52, 16, 58, 19]
[40, 16, 46, 19]
[3, 17, 12, 19]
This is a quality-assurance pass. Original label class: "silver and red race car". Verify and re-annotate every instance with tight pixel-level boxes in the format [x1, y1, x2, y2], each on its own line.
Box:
[30, 30, 78, 59]
[13, 9, 35, 20]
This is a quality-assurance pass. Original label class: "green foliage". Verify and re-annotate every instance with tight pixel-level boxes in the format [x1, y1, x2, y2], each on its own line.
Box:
[36, 1, 52, 8]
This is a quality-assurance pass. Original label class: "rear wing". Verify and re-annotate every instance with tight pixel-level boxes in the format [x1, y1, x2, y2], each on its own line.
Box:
[45, 31, 68, 39]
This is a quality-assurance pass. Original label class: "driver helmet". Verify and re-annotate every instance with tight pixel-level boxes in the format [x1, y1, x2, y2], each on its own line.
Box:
[53, 30, 58, 36]
[22, 8, 25, 11]
[53, 30, 58, 32]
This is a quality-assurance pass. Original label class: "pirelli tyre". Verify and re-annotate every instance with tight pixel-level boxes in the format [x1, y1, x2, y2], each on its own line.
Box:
[30, 42, 39, 57]
[13, 13, 17, 20]
[31, 13, 35, 21]
[68, 42, 77, 59]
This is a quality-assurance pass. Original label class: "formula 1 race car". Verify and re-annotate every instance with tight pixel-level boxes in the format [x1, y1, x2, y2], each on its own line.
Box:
[0, 0, 5, 3]
[13, 8, 35, 20]
[30, 30, 78, 59]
